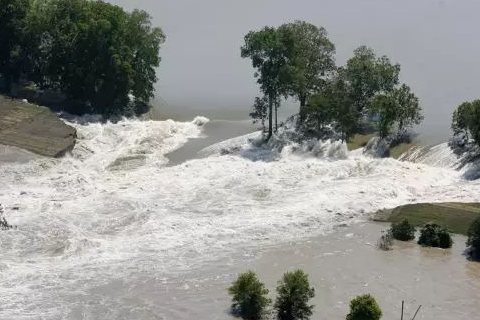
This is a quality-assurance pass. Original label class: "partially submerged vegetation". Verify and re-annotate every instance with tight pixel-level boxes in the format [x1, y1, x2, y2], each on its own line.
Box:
[466, 217, 480, 260]
[390, 219, 416, 241]
[241, 21, 423, 146]
[417, 223, 453, 249]
[375, 202, 480, 235]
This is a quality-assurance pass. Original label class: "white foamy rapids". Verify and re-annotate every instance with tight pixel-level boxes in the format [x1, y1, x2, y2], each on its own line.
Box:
[398, 143, 463, 168]
[1, 125, 480, 318]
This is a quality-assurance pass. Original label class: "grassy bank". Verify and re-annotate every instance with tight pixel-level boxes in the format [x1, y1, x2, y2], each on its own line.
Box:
[347, 133, 415, 159]
[374, 202, 480, 235]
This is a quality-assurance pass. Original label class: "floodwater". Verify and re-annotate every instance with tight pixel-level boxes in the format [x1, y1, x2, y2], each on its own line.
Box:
[1, 115, 479, 319]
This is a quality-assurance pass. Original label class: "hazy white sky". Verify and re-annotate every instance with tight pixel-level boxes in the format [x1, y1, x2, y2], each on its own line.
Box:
[110, 0, 480, 137]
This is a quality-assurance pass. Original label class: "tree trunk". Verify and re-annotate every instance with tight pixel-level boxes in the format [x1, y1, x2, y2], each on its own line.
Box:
[267, 96, 273, 141]
[299, 94, 307, 124]
[275, 100, 278, 132]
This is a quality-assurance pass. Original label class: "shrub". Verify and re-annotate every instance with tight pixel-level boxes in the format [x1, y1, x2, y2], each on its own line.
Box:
[467, 217, 480, 259]
[417, 224, 453, 248]
[228, 271, 271, 319]
[274, 269, 315, 320]
[390, 219, 415, 241]
[377, 230, 393, 251]
[346, 294, 382, 320]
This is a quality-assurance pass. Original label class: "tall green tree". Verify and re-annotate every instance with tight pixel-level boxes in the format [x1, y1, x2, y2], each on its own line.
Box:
[0, 0, 31, 92]
[24, 0, 165, 115]
[277, 21, 336, 122]
[306, 74, 358, 140]
[241, 27, 288, 140]
[228, 271, 271, 320]
[274, 270, 315, 320]
[370, 84, 422, 138]
[345, 46, 400, 114]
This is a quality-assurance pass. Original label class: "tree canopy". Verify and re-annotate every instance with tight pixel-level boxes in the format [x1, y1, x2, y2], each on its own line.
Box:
[452, 100, 480, 146]
[1, 0, 165, 115]
[242, 23, 423, 143]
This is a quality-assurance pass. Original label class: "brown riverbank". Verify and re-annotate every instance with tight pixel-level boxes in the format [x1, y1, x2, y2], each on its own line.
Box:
[0, 95, 76, 157]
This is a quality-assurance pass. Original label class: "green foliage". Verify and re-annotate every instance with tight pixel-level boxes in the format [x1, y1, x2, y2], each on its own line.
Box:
[390, 219, 415, 241]
[371, 84, 423, 138]
[21, 0, 165, 115]
[250, 96, 268, 132]
[467, 217, 480, 259]
[274, 270, 315, 320]
[345, 46, 400, 114]
[346, 294, 382, 320]
[417, 223, 453, 249]
[451, 100, 480, 146]
[277, 21, 335, 114]
[306, 74, 358, 140]
[228, 271, 271, 320]
[0, 0, 31, 91]
[241, 26, 288, 139]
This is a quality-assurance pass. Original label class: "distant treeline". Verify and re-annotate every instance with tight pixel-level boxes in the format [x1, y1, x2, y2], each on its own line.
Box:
[241, 21, 424, 141]
[0, 0, 165, 115]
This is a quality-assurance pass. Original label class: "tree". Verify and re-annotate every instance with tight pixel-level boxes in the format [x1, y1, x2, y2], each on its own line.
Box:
[241, 27, 288, 140]
[467, 217, 480, 259]
[370, 84, 423, 138]
[277, 21, 336, 122]
[274, 270, 315, 320]
[451, 100, 480, 146]
[346, 294, 382, 320]
[24, 0, 165, 115]
[418, 224, 453, 249]
[250, 96, 268, 132]
[344, 46, 400, 115]
[0, 0, 31, 92]
[228, 271, 271, 320]
[390, 219, 415, 241]
[305, 74, 358, 140]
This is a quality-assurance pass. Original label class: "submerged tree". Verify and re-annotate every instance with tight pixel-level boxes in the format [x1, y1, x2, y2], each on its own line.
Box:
[241, 27, 288, 140]
[274, 270, 315, 320]
[228, 271, 271, 320]
[277, 21, 336, 123]
[346, 294, 382, 320]
[467, 217, 480, 259]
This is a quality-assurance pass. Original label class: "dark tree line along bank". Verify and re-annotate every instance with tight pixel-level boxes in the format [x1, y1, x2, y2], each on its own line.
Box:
[0, 0, 165, 116]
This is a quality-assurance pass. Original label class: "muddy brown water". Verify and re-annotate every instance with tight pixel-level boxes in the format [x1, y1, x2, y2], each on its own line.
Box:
[147, 222, 480, 320]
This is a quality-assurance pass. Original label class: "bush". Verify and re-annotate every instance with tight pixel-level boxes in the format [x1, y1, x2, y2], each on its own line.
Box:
[467, 217, 480, 259]
[228, 271, 271, 320]
[274, 269, 315, 320]
[346, 294, 382, 320]
[417, 224, 453, 248]
[390, 219, 415, 241]
[377, 230, 393, 251]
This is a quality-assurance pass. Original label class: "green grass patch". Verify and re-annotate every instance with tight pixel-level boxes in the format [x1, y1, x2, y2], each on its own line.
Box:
[347, 133, 375, 151]
[375, 203, 480, 235]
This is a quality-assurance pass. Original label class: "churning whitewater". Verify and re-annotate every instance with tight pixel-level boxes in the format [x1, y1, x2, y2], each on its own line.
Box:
[1, 117, 479, 319]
